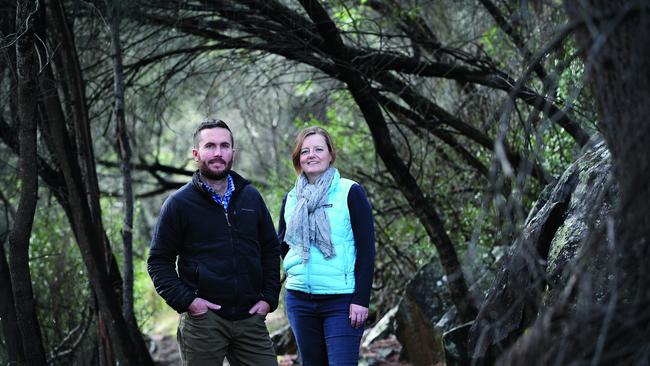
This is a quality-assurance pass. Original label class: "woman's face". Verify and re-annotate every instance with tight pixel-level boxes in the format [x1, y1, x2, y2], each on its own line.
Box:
[299, 133, 332, 183]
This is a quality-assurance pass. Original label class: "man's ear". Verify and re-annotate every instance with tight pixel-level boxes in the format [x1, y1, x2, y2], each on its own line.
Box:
[191, 148, 199, 161]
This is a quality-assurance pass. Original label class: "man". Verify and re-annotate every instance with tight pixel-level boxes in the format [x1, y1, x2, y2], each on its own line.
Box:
[148, 119, 280, 365]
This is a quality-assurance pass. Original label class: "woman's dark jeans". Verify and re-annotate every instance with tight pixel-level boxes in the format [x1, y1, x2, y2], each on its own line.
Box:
[285, 290, 364, 366]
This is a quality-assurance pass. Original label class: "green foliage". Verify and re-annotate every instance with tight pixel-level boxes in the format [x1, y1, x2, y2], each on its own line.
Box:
[293, 96, 372, 172]
[100, 196, 171, 333]
[28, 193, 91, 357]
[332, 6, 363, 31]
[294, 79, 314, 97]
[479, 26, 503, 59]
[134, 249, 175, 334]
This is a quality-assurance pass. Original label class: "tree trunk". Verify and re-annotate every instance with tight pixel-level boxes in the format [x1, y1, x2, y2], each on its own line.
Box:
[498, 1, 650, 364]
[0, 21, 23, 364]
[109, 0, 140, 343]
[0, 81, 153, 365]
[37, 1, 154, 364]
[569, 0, 650, 361]
[8, 0, 47, 364]
[0, 241, 25, 365]
[567, 0, 650, 300]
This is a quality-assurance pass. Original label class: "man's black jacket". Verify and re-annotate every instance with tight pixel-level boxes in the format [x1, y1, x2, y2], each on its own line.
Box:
[147, 170, 280, 320]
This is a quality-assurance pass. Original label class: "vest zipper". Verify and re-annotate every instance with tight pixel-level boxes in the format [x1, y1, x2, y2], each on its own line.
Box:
[307, 257, 312, 293]
[341, 236, 349, 285]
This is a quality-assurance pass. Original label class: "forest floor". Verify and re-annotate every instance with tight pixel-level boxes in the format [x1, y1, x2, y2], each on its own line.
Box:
[148, 310, 412, 365]
[149, 333, 410, 365]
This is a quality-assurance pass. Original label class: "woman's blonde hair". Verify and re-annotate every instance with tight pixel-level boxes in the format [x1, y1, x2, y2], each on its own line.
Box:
[291, 126, 337, 175]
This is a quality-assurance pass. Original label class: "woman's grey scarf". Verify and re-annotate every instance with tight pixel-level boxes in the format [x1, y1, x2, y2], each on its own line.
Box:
[285, 167, 337, 263]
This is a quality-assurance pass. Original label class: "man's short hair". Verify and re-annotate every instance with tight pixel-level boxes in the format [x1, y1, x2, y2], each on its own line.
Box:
[193, 118, 234, 148]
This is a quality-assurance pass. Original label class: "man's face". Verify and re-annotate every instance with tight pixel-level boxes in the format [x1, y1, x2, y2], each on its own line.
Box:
[192, 127, 234, 181]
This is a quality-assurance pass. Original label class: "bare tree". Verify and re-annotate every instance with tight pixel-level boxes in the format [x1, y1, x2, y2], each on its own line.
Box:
[0, 0, 155, 363]
[34, 0, 154, 363]
[108, 0, 137, 334]
[0, 15, 24, 363]
[8, 0, 47, 364]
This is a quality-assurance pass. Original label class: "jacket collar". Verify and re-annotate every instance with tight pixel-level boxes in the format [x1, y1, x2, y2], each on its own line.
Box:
[191, 170, 249, 197]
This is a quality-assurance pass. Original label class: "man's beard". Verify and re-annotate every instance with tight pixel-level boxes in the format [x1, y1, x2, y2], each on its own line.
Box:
[198, 158, 233, 181]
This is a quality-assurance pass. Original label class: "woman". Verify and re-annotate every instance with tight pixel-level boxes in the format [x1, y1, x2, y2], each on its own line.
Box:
[278, 126, 376, 365]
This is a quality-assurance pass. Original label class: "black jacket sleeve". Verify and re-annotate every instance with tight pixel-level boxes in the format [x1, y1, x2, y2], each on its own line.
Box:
[348, 184, 376, 307]
[255, 191, 281, 312]
[278, 193, 290, 258]
[147, 196, 196, 313]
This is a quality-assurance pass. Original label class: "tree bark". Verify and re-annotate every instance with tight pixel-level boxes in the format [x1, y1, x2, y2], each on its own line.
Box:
[0, 240, 25, 365]
[568, 1, 650, 361]
[109, 0, 139, 343]
[497, 1, 650, 364]
[0, 67, 148, 364]
[0, 110, 149, 364]
[0, 20, 23, 364]
[36, 1, 154, 364]
[567, 0, 650, 297]
[8, 0, 47, 364]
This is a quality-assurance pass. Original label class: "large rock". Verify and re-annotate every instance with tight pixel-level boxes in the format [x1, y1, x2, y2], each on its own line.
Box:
[271, 323, 297, 355]
[362, 306, 397, 348]
[394, 260, 454, 365]
[544, 141, 616, 307]
[468, 137, 616, 363]
[392, 251, 493, 365]
[442, 321, 473, 366]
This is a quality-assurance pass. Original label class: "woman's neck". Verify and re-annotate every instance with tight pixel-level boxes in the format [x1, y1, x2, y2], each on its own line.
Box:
[306, 173, 321, 184]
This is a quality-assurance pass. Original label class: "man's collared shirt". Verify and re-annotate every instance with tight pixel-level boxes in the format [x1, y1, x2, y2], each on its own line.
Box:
[201, 174, 235, 212]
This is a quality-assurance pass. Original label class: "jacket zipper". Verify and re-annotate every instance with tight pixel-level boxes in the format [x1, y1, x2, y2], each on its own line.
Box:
[226, 200, 236, 316]
[195, 265, 200, 295]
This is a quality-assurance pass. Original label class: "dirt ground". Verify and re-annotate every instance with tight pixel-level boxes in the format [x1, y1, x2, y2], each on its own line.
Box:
[148, 309, 412, 365]
[149, 323, 411, 365]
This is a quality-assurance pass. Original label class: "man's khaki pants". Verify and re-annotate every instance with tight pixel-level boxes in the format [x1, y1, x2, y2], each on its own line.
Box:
[177, 310, 278, 366]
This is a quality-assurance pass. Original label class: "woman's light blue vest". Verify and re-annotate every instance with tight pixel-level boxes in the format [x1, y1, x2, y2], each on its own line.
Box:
[283, 171, 357, 294]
